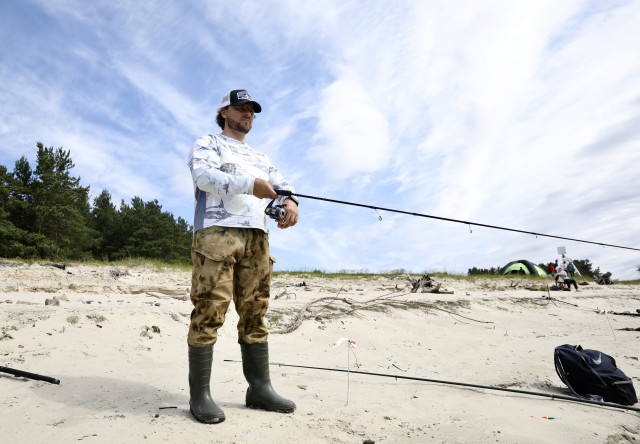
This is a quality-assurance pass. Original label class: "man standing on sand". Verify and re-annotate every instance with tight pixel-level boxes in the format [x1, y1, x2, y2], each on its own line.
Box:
[187, 89, 299, 424]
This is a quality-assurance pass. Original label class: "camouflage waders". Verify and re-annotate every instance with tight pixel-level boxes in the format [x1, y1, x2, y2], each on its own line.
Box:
[187, 225, 295, 421]
[188, 225, 273, 346]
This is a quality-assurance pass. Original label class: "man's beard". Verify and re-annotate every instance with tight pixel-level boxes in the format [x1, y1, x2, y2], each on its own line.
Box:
[227, 116, 252, 134]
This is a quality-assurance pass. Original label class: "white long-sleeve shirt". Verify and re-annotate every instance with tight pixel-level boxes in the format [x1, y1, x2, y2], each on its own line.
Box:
[188, 133, 294, 233]
[555, 269, 568, 283]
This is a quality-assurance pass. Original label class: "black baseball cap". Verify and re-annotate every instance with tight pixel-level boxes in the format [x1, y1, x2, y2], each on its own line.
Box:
[218, 89, 262, 113]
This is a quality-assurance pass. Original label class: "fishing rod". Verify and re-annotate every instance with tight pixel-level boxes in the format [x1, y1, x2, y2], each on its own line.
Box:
[0, 366, 60, 384]
[224, 359, 640, 413]
[274, 190, 640, 252]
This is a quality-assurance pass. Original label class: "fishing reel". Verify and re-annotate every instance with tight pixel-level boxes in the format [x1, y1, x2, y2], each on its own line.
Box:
[265, 199, 286, 221]
[265, 189, 298, 221]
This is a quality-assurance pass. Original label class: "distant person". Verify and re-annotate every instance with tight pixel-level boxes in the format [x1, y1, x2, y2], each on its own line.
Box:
[548, 262, 556, 274]
[554, 267, 562, 286]
[555, 267, 580, 292]
[566, 262, 576, 278]
[187, 89, 299, 424]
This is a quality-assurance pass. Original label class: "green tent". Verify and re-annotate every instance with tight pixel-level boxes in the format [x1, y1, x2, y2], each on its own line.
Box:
[500, 259, 548, 276]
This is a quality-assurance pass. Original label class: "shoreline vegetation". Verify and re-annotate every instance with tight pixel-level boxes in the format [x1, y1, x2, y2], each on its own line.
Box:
[2, 258, 639, 284]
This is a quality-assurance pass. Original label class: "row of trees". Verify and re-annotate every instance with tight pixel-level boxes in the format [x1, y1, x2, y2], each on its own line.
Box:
[1, 143, 192, 262]
[467, 266, 502, 275]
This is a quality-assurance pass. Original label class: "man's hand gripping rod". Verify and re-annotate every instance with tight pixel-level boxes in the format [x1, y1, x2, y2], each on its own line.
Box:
[265, 189, 298, 221]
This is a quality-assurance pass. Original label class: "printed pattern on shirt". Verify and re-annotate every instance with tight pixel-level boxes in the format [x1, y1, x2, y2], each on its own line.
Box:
[188, 133, 293, 233]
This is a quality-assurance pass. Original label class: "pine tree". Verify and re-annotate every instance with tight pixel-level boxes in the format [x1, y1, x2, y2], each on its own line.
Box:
[91, 189, 122, 260]
[0, 165, 24, 257]
[9, 156, 36, 233]
[0, 163, 57, 258]
[116, 197, 191, 262]
[30, 142, 98, 259]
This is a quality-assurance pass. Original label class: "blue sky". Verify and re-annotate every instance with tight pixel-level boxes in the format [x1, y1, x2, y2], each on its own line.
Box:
[1, 0, 639, 278]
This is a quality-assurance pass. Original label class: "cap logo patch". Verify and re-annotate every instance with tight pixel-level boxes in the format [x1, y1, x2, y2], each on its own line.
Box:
[236, 90, 251, 101]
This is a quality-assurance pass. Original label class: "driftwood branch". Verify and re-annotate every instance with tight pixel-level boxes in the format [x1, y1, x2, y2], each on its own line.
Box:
[271, 291, 488, 335]
[396, 273, 454, 294]
[272, 296, 342, 334]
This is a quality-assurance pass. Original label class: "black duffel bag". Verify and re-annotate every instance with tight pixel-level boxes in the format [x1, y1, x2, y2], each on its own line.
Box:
[554, 344, 637, 405]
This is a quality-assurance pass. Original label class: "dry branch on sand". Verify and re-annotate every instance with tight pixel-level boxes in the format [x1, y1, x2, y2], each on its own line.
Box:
[397, 273, 455, 294]
[270, 291, 491, 335]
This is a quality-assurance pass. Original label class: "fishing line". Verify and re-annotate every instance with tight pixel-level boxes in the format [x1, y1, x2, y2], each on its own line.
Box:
[276, 190, 640, 252]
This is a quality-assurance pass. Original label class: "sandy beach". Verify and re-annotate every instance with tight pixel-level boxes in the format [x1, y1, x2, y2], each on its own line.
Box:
[1, 261, 639, 443]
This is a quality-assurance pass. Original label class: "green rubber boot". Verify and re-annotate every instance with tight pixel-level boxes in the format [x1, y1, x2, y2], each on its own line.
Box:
[188, 345, 225, 424]
[240, 342, 296, 413]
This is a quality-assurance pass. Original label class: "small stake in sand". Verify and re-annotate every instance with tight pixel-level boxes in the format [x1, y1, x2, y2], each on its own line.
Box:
[335, 337, 358, 405]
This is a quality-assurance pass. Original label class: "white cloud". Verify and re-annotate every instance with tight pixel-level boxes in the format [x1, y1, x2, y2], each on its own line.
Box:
[307, 69, 391, 180]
